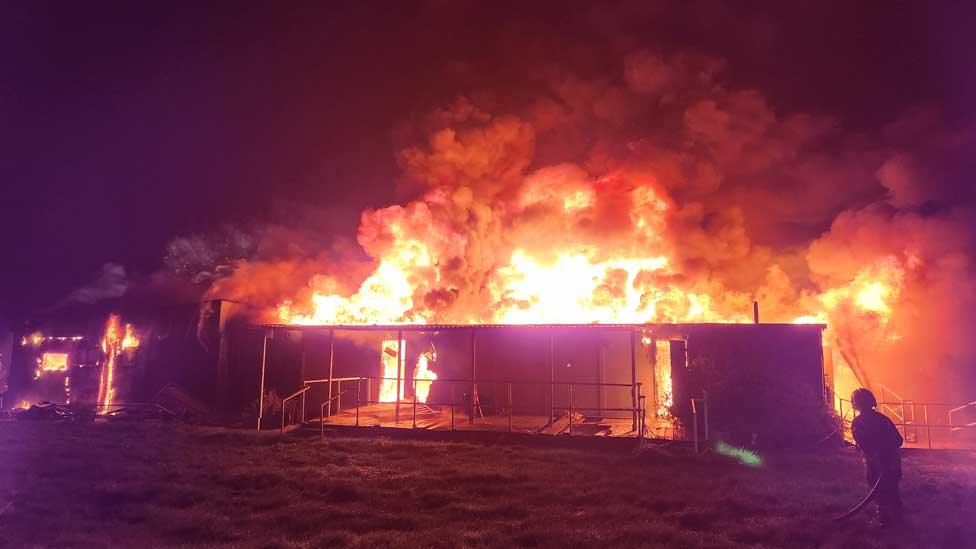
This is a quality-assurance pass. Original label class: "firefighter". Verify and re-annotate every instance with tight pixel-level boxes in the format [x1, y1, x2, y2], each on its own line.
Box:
[850, 388, 904, 527]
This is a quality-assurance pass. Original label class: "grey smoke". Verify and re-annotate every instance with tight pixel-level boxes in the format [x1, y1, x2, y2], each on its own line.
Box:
[62, 262, 129, 305]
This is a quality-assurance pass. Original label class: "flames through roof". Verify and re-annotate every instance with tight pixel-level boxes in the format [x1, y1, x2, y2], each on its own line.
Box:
[252, 322, 826, 332]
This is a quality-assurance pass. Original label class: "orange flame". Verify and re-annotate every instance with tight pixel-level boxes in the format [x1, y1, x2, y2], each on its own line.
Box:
[379, 339, 403, 402]
[96, 315, 140, 412]
[413, 350, 437, 403]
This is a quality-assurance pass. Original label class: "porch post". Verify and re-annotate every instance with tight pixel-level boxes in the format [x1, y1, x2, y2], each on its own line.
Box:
[326, 328, 335, 418]
[256, 329, 272, 431]
[630, 328, 638, 431]
[395, 329, 403, 423]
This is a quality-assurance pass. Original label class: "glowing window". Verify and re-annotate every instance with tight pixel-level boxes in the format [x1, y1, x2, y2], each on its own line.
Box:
[41, 353, 69, 371]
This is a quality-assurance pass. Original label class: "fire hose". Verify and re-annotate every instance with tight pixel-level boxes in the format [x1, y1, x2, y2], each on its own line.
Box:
[832, 473, 883, 521]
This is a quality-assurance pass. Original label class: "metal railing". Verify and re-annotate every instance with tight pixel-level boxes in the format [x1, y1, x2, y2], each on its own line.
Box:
[833, 391, 976, 449]
[319, 389, 355, 438]
[280, 385, 311, 434]
[272, 374, 723, 450]
[304, 376, 365, 419]
[949, 401, 976, 432]
[303, 376, 648, 442]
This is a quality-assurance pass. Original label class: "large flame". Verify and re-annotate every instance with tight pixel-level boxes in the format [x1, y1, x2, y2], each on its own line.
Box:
[793, 258, 905, 399]
[270, 166, 922, 413]
[377, 339, 438, 404]
[278, 173, 750, 326]
[379, 339, 403, 403]
[96, 315, 140, 412]
[413, 349, 438, 403]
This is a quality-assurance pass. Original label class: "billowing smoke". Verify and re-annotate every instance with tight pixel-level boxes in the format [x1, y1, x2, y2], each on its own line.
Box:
[201, 45, 975, 401]
[59, 263, 129, 306]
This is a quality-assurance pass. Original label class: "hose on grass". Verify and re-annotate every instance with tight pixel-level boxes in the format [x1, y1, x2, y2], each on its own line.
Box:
[832, 473, 883, 521]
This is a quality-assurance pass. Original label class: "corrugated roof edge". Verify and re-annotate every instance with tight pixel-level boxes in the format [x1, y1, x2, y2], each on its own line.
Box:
[250, 322, 826, 331]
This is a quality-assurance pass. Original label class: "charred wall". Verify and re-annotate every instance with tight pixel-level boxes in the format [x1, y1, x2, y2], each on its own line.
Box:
[6, 300, 261, 416]
[669, 324, 828, 447]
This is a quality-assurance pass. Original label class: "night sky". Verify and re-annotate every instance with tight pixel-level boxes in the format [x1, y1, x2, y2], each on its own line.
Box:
[2, 1, 974, 321]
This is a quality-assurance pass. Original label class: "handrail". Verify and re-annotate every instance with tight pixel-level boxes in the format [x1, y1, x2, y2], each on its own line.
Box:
[304, 377, 362, 384]
[354, 376, 639, 388]
[949, 401, 976, 414]
[320, 389, 356, 438]
[282, 385, 312, 402]
[280, 385, 311, 434]
[878, 384, 905, 402]
[833, 388, 976, 448]
[327, 375, 644, 436]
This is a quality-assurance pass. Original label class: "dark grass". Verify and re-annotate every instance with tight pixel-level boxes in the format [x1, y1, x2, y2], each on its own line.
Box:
[0, 422, 973, 548]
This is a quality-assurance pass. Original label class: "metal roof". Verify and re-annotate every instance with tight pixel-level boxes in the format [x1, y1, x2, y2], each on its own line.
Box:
[251, 322, 826, 332]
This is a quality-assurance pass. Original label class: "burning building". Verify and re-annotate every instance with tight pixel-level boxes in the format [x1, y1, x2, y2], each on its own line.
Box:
[5, 300, 263, 417]
[249, 320, 828, 446]
[6, 20, 974, 447]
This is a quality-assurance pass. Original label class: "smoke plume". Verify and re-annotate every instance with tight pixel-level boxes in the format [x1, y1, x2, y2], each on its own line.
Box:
[198, 32, 975, 401]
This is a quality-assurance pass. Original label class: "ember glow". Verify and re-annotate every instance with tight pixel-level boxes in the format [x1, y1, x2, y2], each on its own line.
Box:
[197, 28, 976, 407]
[96, 315, 140, 412]
[278, 173, 747, 327]
[653, 340, 673, 417]
[266, 165, 921, 408]
[379, 339, 403, 403]
[41, 352, 68, 372]
[413, 349, 437, 403]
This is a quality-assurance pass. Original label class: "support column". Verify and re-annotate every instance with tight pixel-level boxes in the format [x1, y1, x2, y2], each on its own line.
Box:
[300, 331, 307, 385]
[470, 329, 477, 424]
[256, 329, 272, 431]
[548, 333, 554, 426]
[630, 328, 638, 430]
[395, 329, 403, 423]
[597, 339, 606, 417]
[326, 329, 335, 418]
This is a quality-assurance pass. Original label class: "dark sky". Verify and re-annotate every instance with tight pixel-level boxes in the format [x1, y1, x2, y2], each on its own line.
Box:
[1, 1, 974, 321]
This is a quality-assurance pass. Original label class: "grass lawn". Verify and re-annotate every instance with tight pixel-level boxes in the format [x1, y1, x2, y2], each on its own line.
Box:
[1, 421, 973, 548]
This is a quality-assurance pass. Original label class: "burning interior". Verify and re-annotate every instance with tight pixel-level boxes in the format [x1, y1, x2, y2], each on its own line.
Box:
[253, 321, 828, 445]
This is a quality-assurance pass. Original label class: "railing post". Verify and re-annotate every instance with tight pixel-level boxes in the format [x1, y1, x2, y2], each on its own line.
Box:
[321, 401, 325, 439]
[327, 328, 335, 418]
[548, 334, 554, 426]
[640, 395, 647, 441]
[413, 381, 418, 429]
[336, 380, 341, 415]
[911, 402, 917, 443]
[355, 377, 361, 427]
[508, 382, 513, 433]
[396, 330, 403, 424]
[924, 404, 931, 449]
[630, 328, 637, 431]
[257, 330, 270, 431]
[949, 408, 954, 443]
[901, 401, 907, 440]
[301, 390, 306, 424]
[568, 384, 574, 435]
[635, 383, 641, 436]
[451, 381, 456, 431]
[692, 399, 699, 454]
[471, 330, 477, 425]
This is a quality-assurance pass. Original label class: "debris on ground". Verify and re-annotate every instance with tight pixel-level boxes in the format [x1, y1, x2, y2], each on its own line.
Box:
[14, 402, 76, 421]
[154, 383, 210, 420]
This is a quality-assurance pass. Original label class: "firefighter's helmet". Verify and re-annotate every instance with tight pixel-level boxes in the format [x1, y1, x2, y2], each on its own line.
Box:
[851, 388, 878, 411]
